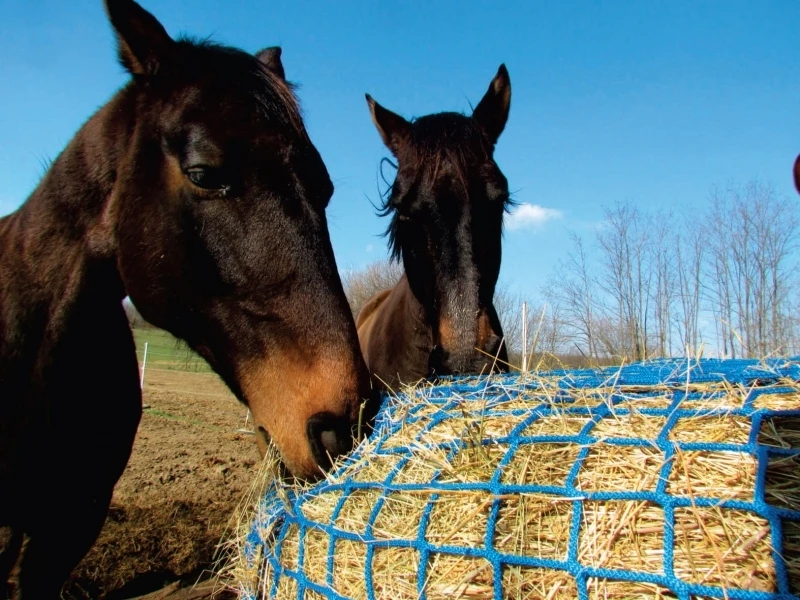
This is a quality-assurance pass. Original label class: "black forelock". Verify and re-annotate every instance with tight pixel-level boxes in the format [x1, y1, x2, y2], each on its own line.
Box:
[376, 110, 512, 262]
[408, 112, 486, 152]
[161, 36, 304, 133]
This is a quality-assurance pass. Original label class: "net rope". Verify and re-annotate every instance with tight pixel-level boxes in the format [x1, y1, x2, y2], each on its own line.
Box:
[243, 357, 800, 600]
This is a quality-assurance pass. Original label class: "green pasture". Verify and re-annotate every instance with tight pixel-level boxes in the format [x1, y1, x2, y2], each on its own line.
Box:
[132, 327, 213, 373]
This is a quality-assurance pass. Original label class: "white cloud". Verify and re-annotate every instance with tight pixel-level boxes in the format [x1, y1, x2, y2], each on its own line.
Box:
[505, 203, 563, 231]
[366, 244, 374, 253]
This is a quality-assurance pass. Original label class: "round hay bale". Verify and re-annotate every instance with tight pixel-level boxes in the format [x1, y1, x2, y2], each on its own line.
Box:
[230, 358, 800, 599]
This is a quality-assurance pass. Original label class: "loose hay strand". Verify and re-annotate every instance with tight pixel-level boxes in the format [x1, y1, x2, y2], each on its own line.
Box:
[214, 447, 277, 598]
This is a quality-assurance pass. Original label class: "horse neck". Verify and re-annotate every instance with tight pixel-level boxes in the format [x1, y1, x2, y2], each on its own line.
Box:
[1, 87, 136, 329]
[394, 274, 435, 353]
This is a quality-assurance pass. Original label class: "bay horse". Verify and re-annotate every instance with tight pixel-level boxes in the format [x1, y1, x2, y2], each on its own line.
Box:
[0, 0, 374, 597]
[356, 66, 513, 391]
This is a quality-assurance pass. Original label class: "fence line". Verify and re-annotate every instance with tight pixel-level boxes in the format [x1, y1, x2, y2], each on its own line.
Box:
[132, 331, 254, 436]
[135, 352, 251, 431]
[139, 342, 148, 388]
[132, 337, 236, 400]
[144, 387, 234, 399]
[130, 331, 255, 435]
[134, 352, 210, 364]
[134, 349, 200, 358]
[135, 343, 214, 387]
[138, 366, 220, 377]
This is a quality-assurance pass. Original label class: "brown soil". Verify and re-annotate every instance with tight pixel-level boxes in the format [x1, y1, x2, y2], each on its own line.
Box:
[62, 370, 262, 600]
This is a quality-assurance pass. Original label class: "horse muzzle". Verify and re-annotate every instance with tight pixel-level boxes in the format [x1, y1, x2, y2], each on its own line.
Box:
[429, 332, 506, 377]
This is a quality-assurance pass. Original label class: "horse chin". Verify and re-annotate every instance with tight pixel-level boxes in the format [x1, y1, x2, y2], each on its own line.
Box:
[429, 345, 508, 379]
[254, 426, 314, 483]
[252, 418, 324, 481]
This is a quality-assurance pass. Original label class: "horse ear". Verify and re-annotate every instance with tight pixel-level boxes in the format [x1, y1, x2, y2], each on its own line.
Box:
[472, 64, 511, 146]
[365, 94, 410, 156]
[794, 154, 800, 195]
[256, 46, 286, 80]
[104, 0, 174, 76]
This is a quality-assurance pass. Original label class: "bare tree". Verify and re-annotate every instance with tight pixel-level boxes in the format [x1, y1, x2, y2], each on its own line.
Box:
[705, 192, 736, 356]
[704, 181, 800, 357]
[340, 259, 404, 317]
[673, 215, 705, 355]
[649, 210, 676, 357]
[544, 232, 602, 360]
[494, 288, 568, 358]
[528, 302, 566, 356]
[493, 283, 527, 353]
[596, 201, 651, 360]
[539, 179, 799, 363]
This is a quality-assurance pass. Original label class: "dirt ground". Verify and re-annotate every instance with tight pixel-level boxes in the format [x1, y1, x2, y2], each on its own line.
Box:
[62, 369, 262, 600]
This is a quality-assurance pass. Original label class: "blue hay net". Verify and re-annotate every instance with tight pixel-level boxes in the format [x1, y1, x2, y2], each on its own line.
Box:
[243, 357, 800, 600]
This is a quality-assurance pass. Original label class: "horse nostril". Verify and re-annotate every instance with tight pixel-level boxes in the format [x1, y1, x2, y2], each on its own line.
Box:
[319, 429, 342, 457]
[307, 412, 353, 470]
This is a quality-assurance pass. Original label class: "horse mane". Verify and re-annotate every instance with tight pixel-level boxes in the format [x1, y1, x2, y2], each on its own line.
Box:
[376, 112, 515, 262]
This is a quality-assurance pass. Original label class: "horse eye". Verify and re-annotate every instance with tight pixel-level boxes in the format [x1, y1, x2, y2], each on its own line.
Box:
[185, 166, 229, 192]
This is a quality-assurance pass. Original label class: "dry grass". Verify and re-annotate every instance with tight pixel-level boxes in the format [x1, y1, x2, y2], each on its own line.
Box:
[332, 543, 419, 599]
[586, 578, 676, 599]
[579, 501, 665, 573]
[613, 394, 674, 410]
[424, 554, 494, 599]
[503, 566, 577, 599]
[669, 414, 752, 444]
[221, 370, 800, 600]
[782, 520, 800, 594]
[678, 390, 746, 411]
[754, 391, 800, 411]
[426, 492, 493, 548]
[523, 412, 594, 436]
[577, 444, 664, 492]
[592, 414, 668, 440]
[668, 450, 757, 501]
[763, 454, 800, 511]
[672, 506, 774, 590]
[372, 493, 426, 540]
[441, 442, 509, 483]
[759, 415, 800, 450]
[501, 443, 582, 487]
[494, 494, 572, 559]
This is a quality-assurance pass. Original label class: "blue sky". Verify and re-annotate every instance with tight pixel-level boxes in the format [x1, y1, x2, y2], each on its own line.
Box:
[1, 0, 798, 302]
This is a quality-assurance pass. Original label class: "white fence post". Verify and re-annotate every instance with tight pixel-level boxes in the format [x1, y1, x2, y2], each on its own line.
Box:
[521, 302, 528, 373]
[140, 341, 149, 388]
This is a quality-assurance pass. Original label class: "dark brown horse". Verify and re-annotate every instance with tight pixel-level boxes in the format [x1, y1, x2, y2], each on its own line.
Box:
[0, 1, 374, 597]
[356, 66, 513, 391]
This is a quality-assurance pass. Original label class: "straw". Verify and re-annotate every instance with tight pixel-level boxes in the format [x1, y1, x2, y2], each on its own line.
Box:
[220, 357, 800, 600]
